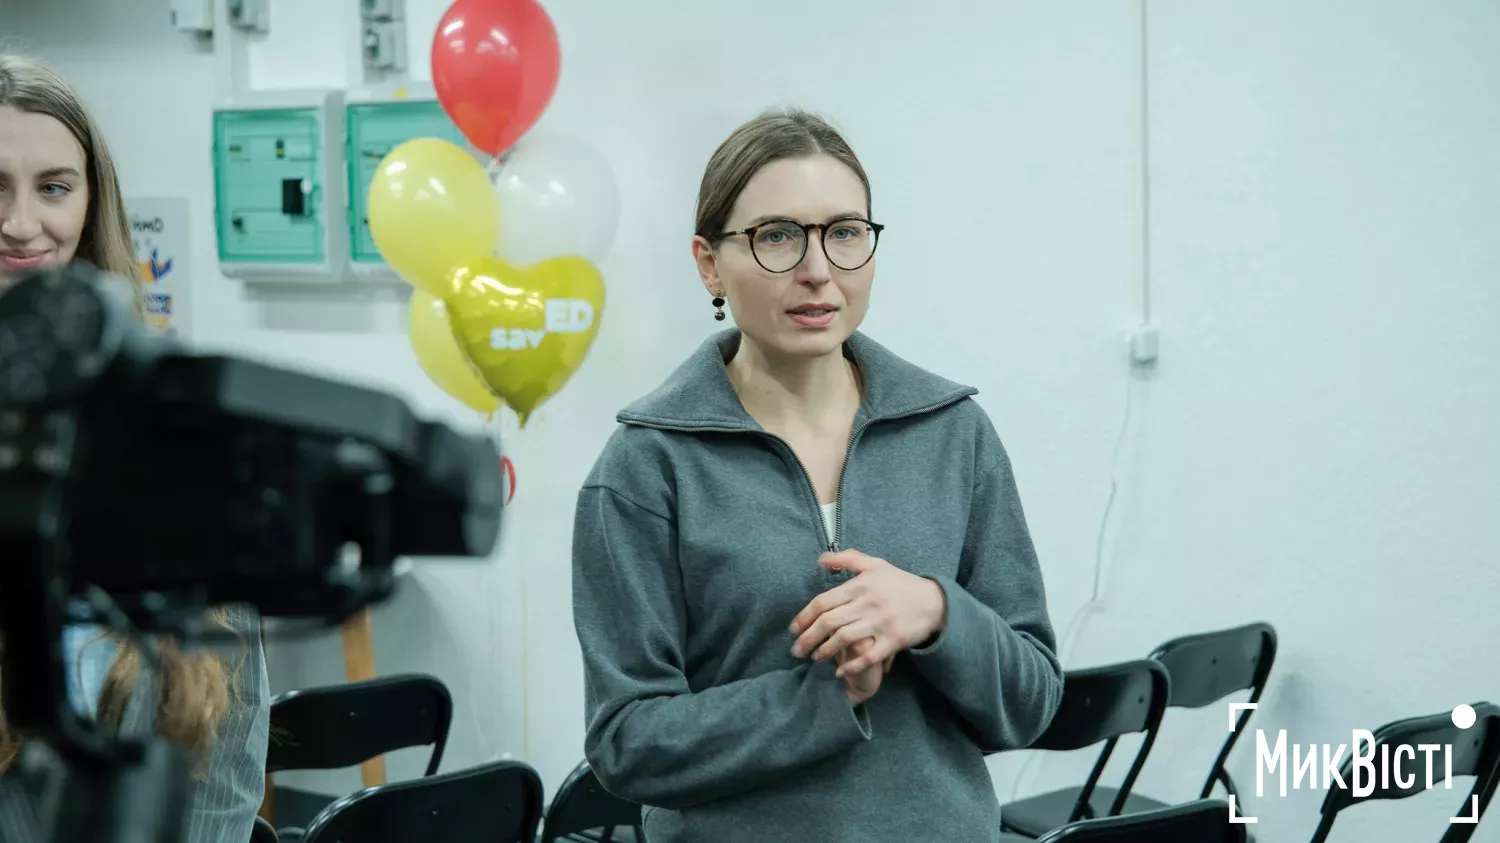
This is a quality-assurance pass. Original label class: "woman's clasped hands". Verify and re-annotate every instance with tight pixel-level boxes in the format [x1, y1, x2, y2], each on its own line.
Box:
[787, 548, 948, 705]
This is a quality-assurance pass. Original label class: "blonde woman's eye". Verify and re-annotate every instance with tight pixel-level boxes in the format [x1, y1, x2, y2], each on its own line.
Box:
[40, 183, 72, 197]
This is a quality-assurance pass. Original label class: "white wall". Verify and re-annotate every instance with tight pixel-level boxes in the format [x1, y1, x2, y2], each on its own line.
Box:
[1060, 4, 1500, 841]
[5, 1, 1497, 840]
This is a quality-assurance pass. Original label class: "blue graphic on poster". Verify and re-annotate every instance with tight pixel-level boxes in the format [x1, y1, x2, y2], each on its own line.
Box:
[127, 197, 191, 338]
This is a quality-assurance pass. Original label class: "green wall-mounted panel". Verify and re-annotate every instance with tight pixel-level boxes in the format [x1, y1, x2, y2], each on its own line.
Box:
[212, 108, 326, 264]
[346, 100, 469, 263]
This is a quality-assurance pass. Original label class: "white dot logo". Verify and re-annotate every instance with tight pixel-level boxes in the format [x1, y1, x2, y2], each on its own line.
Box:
[1452, 704, 1477, 730]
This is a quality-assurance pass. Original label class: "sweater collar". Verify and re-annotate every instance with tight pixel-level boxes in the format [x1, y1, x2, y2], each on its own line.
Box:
[616, 328, 976, 431]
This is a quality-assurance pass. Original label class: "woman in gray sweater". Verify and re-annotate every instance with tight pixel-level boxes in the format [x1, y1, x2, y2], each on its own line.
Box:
[572, 108, 1066, 842]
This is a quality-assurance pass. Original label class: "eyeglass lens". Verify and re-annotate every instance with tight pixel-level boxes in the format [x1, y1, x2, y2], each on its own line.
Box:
[751, 220, 877, 272]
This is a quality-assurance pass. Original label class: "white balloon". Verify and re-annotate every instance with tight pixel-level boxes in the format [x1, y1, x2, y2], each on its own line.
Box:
[490, 131, 622, 267]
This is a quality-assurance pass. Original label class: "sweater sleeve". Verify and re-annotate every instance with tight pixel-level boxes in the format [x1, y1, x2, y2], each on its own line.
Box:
[905, 441, 1064, 752]
[573, 484, 872, 810]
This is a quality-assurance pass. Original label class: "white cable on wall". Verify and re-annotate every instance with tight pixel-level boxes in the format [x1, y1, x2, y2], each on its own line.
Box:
[1063, 373, 1137, 659]
[1137, 0, 1154, 330]
[1006, 0, 1155, 803]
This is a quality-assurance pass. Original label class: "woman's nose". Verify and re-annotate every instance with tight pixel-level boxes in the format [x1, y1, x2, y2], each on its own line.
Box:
[795, 229, 833, 283]
[0, 196, 44, 242]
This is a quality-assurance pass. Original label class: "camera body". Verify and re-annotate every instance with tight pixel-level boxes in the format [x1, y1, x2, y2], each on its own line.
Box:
[0, 261, 501, 619]
[56, 351, 503, 622]
[0, 261, 505, 843]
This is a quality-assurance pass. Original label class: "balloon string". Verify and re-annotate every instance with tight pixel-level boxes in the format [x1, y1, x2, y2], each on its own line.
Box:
[484, 411, 525, 761]
[521, 556, 530, 762]
[516, 411, 529, 761]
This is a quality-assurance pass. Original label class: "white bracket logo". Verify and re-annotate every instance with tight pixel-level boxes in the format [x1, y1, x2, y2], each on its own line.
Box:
[1228, 795, 1257, 824]
[1228, 703, 1258, 732]
[1228, 704, 1259, 823]
[1225, 702, 1481, 825]
[1450, 795, 1479, 824]
[1447, 704, 1481, 824]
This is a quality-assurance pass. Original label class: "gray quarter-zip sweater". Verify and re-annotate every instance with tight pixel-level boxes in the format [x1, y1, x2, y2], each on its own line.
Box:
[571, 329, 1064, 842]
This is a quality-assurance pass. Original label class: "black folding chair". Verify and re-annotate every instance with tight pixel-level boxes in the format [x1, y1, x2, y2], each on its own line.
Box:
[1148, 622, 1275, 804]
[999, 659, 1172, 838]
[1000, 623, 1273, 839]
[540, 760, 645, 842]
[1308, 701, 1500, 843]
[298, 760, 544, 843]
[251, 817, 279, 843]
[1035, 799, 1245, 842]
[265, 674, 452, 835]
[267, 673, 452, 776]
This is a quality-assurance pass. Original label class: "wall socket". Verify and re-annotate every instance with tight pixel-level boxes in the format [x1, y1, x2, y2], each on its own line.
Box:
[226, 0, 268, 32]
[362, 0, 406, 73]
[364, 21, 408, 72]
[169, 0, 213, 33]
[363, 0, 403, 18]
[1129, 324, 1159, 365]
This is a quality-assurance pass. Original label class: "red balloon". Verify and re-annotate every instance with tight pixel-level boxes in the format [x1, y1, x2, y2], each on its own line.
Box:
[431, 0, 561, 157]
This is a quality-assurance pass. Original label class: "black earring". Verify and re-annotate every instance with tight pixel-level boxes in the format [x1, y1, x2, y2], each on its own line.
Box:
[712, 295, 726, 321]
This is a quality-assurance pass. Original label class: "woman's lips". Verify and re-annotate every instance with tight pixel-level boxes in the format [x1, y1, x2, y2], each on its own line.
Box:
[1, 252, 48, 270]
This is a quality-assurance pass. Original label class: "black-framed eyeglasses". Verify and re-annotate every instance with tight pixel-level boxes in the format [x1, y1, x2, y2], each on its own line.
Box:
[713, 217, 884, 273]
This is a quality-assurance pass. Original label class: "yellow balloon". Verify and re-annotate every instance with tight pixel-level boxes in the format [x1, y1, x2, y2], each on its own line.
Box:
[445, 255, 606, 427]
[369, 138, 499, 296]
[408, 289, 501, 414]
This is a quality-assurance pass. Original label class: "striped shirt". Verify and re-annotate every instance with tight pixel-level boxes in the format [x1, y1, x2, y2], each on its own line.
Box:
[0, 604, 270, 842]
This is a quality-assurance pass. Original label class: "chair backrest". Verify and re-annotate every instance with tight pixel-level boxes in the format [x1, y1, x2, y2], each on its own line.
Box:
[1308, 701, 1500, 843]
[251, 816, 279, 843]
[1027, 659, 1172, 822]
[1036, 799, 1245, 842]
[266, 673, 452, 777]
[1149, 621, 1277, 799]
[299, 759, 545, 843]
[539, 761, 644, 843]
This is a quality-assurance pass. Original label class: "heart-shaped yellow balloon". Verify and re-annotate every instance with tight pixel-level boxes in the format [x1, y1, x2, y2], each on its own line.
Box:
[444, 254, 605, 426]
[407, 289, 500, 415]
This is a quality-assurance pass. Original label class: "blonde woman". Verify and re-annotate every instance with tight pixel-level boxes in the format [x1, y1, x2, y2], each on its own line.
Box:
[0, 54, 270, 842]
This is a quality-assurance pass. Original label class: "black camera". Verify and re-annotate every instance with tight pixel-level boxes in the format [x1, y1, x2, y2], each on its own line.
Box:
[0, 262, 505, 842]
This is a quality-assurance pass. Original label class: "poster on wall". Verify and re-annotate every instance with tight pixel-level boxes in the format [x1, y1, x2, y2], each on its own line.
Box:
[126, 197, 191, 339]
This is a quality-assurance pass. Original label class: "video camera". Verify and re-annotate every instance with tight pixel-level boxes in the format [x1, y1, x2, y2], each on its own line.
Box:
[0, 262, 504, 842]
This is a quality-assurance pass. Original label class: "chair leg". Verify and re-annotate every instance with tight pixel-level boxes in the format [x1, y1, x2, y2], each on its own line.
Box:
[1218, 768, 1240, 801]
[1306, 811, 1336, 843]
[259, 774, 276, 825]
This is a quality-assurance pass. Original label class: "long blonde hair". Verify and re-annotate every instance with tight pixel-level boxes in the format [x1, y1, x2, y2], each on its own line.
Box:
[0, 54, 233, 775]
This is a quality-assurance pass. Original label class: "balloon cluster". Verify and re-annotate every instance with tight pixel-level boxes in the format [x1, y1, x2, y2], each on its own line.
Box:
[369, 0, 617, 427]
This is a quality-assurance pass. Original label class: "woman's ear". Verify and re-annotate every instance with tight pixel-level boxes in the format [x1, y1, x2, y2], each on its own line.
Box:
[692, 236, 720, 295]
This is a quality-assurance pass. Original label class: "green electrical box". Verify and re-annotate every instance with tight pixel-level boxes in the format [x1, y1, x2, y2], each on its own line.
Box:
[212, 91, 349, 282]
[345, 93, 471, 282]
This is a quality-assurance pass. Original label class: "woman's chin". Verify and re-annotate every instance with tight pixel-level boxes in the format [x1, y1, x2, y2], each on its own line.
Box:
[0, 259, 60, 290]
[744, 327, 849, 360]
